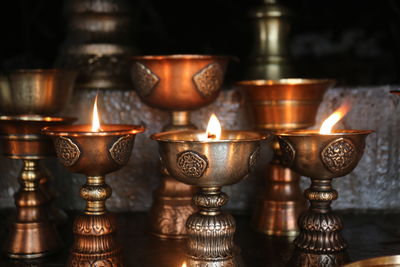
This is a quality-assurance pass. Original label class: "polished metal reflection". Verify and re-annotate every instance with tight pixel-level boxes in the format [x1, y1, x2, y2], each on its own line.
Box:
[246, 0, 292, 80]
[0, 69, 77, 115]
[237, 78, 333, 237]
[0, 115, 76, 259]
[344, 255, 400, 267]
[276, 129, 372, 267]
[152, 130, 266, 266]
[131, 54, 230, 239]
[44, 124, 144, 266]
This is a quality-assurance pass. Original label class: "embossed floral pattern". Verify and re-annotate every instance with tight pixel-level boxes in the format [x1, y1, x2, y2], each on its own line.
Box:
[131, 62, 159, 97]
[109, 135, 134, 165]
[193, 63, 224, 97]
[177, 151, 208, 178]
[55, 136, 81, 167]
[321, 138, 356, 173]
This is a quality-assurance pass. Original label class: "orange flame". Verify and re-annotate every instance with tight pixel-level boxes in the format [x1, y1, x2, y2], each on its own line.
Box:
[319, 102, 351, 134]
[91, 94, 102, 132]
[206, 113, 221, 140]
[181, 262, 187, 267]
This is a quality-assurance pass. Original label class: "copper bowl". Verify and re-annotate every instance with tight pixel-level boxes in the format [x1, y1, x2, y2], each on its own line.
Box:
[0, 115, 76, 159]
[43, 124, 144, 176]
[0, 69, 77, 115]
[276, 130, 373, 179]
[237, 79, 334, 130]
[131, 55, 230, 111]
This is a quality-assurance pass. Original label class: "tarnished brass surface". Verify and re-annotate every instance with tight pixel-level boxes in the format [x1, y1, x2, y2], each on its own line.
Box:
[237, 79, 333, 236]
[0, 116, 75, 259]
[44, 124, 144, 266]
[0, 69, 77, 115]
[152, 130, 265, 265]
[277, 130, 372, 267]
[131, 55, 229, 111]
[344, 255, 400, 267]
[246, 0, 292, 80]
[131, 54, 230, 239]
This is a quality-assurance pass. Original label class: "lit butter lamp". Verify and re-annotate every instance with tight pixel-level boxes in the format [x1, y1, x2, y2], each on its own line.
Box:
[276, 104, 373, 267]
[43, 96, 144, 266]
[152, 114, 266, 267]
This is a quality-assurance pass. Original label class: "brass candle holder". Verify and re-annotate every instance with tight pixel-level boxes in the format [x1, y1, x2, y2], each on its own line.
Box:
[44, 124, 144, 266]
[237, 79, 334, 236]
[131, 54, 230, 239]
[0, 115, 76, 258]
[276, 129, 372, 267]
[0, 69, 77, 225]
[152, 129, 266, 266]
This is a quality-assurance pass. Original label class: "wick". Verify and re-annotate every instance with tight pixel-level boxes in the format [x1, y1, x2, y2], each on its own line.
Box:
[207, 133, 216, 139]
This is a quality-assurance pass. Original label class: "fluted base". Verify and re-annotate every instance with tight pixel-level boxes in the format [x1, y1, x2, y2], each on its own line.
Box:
[186, 188, 240, 265]
[288, 249, 349, 267]
[186, 253, 244, 267]
[68, 214, 123, 267]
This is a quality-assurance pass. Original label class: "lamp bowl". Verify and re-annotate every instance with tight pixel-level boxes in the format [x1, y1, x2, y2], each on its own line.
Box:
[152, 130, 266, 187]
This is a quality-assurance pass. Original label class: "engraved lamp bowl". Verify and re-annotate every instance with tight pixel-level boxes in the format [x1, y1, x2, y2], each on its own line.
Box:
[152, 130, 265, 187]
[131, 55, 229, 111]
[0, 69, 77, 115]
[276, 130, 372, 179]
[237, 79, 334, 130]
[43, 124, 145, 176]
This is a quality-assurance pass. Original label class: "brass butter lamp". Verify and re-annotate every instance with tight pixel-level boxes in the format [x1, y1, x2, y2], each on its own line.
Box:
[0, 69, 77, 258]
[131, 55, 230, 239]
[152, 114, 266, 267]
[237, 79, 334, 236]
[44, 97, 144, 266]
[276, 106, 372, 267]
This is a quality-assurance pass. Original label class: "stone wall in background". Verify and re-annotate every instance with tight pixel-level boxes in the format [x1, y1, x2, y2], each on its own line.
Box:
[0, 85, 399, 212]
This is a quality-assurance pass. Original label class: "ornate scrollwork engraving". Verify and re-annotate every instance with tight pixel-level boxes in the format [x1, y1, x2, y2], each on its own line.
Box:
[321, 138, 356, 173]
[131, 62, 159, 97]
[193, 63, 224, 97]
[278, 138, 295, 166]
[55, 136, 81, 167]
[177, 151, 208, 178]
[249, 146, 260, 172]
[109, 135, 134, 165]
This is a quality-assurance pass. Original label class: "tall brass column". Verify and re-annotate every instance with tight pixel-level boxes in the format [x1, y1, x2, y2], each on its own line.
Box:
[246, 0, 292, 80]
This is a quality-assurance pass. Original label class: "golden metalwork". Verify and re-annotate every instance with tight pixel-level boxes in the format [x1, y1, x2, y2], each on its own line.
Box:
[344, 255, 400, 267]
[131, 55, 230, 239]
[0, 69, 77, 115]
[44, 124, 144, 267]
[152, 130, 266, 266]
[0, 115, 76, 259]
[237, 79, 333, 237]
[246, 0, 292, 80]
[276, 129, 372, 267]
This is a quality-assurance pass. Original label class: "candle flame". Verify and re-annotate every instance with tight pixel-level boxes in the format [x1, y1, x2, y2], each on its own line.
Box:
[181, 262, 187, 267]
[320, 102, 351, 134]
[206, 113, 221, 140]
[91, 94, 102, 132]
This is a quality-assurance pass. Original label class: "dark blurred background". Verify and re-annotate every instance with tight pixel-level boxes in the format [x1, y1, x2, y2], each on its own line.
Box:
[0, 0, 399, 85]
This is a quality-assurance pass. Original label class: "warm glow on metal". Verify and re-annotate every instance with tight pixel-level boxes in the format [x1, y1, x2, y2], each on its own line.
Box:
[91, 94, 102, 132]
[320, 103, 351, 134]
[206, 113, 221, 140]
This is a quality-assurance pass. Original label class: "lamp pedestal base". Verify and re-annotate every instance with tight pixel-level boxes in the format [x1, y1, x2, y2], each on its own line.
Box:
[252, 162, 306, 236]
[6, 160, 60, 259]
[186, 187, 240, 266]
